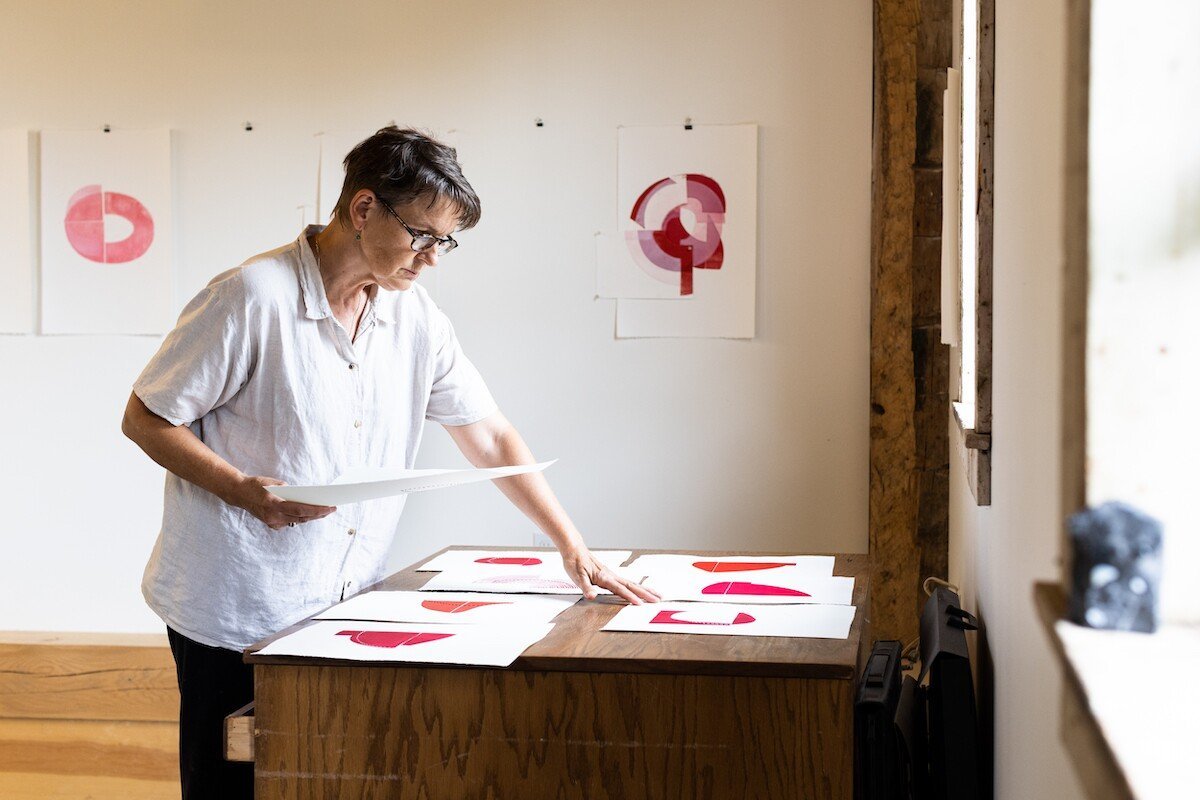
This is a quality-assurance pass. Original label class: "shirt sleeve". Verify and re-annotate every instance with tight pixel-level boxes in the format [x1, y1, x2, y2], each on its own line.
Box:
[133, 272, 253, 427]
[424, 310, 498, 426]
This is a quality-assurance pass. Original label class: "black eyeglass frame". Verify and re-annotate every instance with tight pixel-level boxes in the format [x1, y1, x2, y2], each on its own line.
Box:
[375, 197, 459, 256]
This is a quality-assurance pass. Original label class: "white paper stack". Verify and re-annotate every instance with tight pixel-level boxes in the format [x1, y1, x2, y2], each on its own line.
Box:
[642, 572, 855, 606]
[604, 553, 858, 641]
[256, 584, 577, 667]
[419, 550, 635, 595]
[602, 601, 856, 640]
[417, 549, 632, 572]
[313, 590, 575, 625]
[255, 619, 555, 667]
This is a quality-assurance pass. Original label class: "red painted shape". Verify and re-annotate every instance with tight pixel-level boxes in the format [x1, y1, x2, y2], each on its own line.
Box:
[63, 184, 155, 264]
[702, 581, 811, 598]
[691, 561, 797, 573]
[650, 609, 756, 626]
[421, 600, 511, 614]
[474, 557, 543, 566]
[336, 630, 453, 648]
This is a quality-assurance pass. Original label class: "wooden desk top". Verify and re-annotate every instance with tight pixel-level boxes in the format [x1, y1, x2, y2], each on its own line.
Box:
[246, 548, 871, 680]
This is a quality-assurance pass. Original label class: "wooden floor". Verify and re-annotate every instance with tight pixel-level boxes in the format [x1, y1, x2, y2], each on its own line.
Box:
[0, 632, 180, 798]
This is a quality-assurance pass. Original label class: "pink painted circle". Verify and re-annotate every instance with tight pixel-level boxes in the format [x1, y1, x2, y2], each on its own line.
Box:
[64, 184, 155, 264]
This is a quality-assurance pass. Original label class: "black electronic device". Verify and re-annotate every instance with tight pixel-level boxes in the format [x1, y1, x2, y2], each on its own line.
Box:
[854, 640, 903, 799]
[919, 586, 982, 800]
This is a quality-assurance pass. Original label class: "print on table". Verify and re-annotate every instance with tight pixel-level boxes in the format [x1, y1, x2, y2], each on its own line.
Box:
[476, 575, 578, 590]
[702, 581, 811, 598]
[474, 557, 543, 566]
[336, 630, 454, 648]
[650, 609, 756, 626]
[626, 173, 726, 296]
[63, 184, 154, 263]
[420, 599, 512, 614]
[691, 560, 797, 573]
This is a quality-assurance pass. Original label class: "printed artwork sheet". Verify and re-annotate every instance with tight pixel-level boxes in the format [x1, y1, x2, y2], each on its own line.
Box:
[644, 572, 854, 605]
[417, 549, 632, 572]
[603, 601, 856, 640]
[254, 619, 554, 667]
[625, 553, 835, 580]
[610, 124, 758, 338]
[313, 590, 576, 625]
[266, 460, 555, 506]
[40, 129, 173, 334]
[421, 564, 643, 596]
[0, 130, 33, 333]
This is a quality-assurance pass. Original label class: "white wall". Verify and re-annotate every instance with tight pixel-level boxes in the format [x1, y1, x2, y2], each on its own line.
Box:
[947, 0, 1084, 797]
[0, 0, 871, 633]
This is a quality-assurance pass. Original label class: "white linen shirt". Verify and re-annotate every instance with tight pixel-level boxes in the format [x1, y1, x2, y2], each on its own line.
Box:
[135, 226, 497, 650]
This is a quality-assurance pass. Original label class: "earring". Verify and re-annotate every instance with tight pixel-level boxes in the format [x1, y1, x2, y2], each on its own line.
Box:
[355, 231, 361, 241]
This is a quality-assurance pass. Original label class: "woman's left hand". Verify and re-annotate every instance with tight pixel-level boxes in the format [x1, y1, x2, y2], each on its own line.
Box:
[561, 547, 661, 604]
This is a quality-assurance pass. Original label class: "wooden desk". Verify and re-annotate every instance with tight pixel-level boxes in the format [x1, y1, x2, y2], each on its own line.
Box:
[245, 549, 871, 799]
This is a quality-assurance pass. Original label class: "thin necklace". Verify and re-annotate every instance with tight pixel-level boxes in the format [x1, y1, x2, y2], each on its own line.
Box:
[313, 233, 368, 340]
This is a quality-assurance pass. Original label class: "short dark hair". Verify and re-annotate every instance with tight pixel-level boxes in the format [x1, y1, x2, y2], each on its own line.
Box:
[334, 126, 481, 230]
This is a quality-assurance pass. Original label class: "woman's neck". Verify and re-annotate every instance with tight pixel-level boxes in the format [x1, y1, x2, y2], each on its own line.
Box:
[312, 224, 373, 315]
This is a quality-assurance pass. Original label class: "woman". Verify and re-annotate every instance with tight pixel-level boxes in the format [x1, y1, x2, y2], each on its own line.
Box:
[122, 126, 658, 798]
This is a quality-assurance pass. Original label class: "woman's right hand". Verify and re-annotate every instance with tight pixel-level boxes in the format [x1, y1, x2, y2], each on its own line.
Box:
[232, 475, 337, 530]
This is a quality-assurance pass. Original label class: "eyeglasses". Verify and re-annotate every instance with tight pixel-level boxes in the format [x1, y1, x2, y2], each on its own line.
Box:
[376, 197, 458, 256]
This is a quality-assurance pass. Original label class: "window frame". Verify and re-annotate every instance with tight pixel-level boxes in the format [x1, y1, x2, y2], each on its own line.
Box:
[950, 0, 994, 506]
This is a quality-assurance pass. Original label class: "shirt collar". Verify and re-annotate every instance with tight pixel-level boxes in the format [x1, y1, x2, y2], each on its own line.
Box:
[298, 226, 332, 321]
[297, 225, 394, 325]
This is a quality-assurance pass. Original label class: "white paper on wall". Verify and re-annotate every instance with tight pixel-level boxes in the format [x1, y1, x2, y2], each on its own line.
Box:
[40, 129, 172, 335]
[416, 549, 632, 572]
[941, 68, 962, 347]
[607, 124, 758, 338]
[643, 572, 854, 605]
[624, 553, 835, 579]
[254, 619, 554, 667]
[602, 600, 856, 640]
[0, 130, 33, 334]
[313, 590, 576, 625]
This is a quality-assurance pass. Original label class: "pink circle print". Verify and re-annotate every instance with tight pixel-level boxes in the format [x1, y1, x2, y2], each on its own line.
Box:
[64, 184, 155, 264]
[626, 173, 726, 296]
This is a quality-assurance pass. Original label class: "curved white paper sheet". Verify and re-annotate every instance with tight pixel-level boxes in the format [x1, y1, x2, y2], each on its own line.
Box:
[265, 460, 555, 505]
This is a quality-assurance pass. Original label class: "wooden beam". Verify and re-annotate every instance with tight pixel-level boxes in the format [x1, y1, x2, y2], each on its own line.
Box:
[0, 634, 180, 797]
[0, 637, 178, 722]
[870, 0, 922, 640]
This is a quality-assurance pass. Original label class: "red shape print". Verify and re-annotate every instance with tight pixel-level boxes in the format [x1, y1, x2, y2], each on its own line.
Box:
[64, 184, 155, 264]
[421, 600, 512, 614]
[336, 630, 453, 648]
[691, 561, 797, 573]
[627, 173, 726, 295]
[702, 581, 811, 598]
[650, 609, 756, 626]
[474, 557, 543, 566]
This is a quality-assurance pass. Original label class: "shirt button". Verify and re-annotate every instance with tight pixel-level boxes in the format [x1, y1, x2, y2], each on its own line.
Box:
[347, 528, 356, 536]
[353, 420, 362, 428]
[348, 363, 357, 370]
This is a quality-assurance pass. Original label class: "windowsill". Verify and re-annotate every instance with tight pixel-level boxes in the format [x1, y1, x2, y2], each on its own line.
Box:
[951, 403, 991, 505]
[1034, 582, 1200, 799]
[952, 401, 989, 450]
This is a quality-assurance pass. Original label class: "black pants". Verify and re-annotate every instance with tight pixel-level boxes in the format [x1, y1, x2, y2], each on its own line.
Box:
[167, 627, 255, 799]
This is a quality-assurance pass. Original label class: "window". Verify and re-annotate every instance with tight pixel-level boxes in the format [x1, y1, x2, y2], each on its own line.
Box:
[944, 0, 993, 504]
